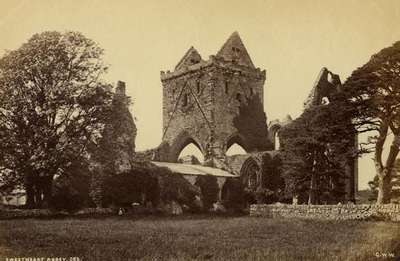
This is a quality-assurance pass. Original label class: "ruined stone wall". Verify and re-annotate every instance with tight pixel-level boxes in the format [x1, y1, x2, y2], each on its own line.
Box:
[160, 59, 271, 162]
[158, 32, 274, 162]
[212, 62, 270, 153]
[161, 67, 214, 161]
[250, 204, 400, 221]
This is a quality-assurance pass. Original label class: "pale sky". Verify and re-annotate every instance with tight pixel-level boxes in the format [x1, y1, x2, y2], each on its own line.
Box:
[1, 0, 400, 189]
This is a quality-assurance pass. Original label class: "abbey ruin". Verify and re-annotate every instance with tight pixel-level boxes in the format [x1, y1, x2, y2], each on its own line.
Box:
[141, 32, 358, 204]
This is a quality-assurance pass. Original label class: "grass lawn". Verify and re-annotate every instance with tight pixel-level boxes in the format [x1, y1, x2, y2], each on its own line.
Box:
[0, 215, 399, 261]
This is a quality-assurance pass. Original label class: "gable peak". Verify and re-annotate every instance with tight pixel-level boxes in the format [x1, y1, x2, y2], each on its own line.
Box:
[175, 46, 202, 71]
[216, 32, 255, 68]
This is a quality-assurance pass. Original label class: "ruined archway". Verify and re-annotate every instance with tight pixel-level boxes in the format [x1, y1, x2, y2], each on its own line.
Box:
[225, 133, 249, 155]
[240, 157, 260, 190]
[178, 143, 204, 164]
[226, 143, 247, 156]
[268, 124, 281, 150]
[168, 131, 205, 163]
[239, 157, 260, 205]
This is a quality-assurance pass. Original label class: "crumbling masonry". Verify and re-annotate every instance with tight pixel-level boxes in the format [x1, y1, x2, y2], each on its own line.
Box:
[157, 32, 272, 163]
[148, 32, 357, 202]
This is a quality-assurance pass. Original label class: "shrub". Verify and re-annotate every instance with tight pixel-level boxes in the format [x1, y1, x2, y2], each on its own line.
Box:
[152, 165, 199, 212]
[221, 178, 245, 211]
[50, 159, 96, 211]
[261, 155, 286, 203]
[102, 165, 157, 208]
[195, 175, 219, 210]
[102, 161, 199, 211]
[51, 167, 93, 212]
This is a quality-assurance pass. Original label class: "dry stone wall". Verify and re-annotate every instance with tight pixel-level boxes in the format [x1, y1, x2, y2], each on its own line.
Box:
[0, 208, 115, 219]
[250, 204, 400, 221]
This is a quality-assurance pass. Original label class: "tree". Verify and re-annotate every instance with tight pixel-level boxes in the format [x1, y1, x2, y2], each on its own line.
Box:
[279, 116, 314, 203]
[392, 159, 400, 203]
[0, 31, 112, 208]
[344, 41, 400, 204]
[50, 160, 93, 212]
[280, 99, 357, 204]
[368, 158, 400, 203]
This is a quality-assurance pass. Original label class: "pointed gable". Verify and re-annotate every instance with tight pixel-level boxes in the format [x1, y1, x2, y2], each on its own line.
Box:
[175, 46, 203, 71]
[216, 32, 255, 68]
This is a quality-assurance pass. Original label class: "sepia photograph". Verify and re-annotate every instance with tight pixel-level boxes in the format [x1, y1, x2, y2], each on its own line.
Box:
[0, 0, 399, 260]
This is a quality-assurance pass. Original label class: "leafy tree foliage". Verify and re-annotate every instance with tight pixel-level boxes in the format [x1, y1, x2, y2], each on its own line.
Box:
[344, 41, 400, 204]
[195, 175, 219, 210]
[280, 98, 357, 204]
[259, 154, 285, 203]
[102, 161, 199, 210]
[103, 168, 157, 208]
[50, 160, 93, 212]
[0, 31, 112, 208]
[221, 178, 246, 211]
[233, 94, 273, 151]
[157, 170, 199, 209]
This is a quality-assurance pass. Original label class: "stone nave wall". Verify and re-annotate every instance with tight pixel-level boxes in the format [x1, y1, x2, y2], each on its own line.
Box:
[250, 204, 400, 221]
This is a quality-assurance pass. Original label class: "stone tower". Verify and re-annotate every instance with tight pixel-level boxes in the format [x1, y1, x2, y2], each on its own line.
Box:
[159, 32, 272, 163]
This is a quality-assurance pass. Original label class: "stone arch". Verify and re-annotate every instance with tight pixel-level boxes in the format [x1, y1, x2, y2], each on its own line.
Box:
[268, 123, 282, 150]
[225, 133, 249, 154]
[226, 143, 247, 156]
[168, 131, 205, 162]
[239, 157, 260, 190]
[178, 144, 204, 164]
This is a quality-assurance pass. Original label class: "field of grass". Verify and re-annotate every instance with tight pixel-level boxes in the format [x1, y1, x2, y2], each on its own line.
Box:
[0, 215, 399, 261]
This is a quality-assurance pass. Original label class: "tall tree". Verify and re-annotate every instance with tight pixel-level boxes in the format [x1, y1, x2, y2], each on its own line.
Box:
[0, 31, 112, 208]
[280, 98, 357, 204]
[392, 159, 400, 203]
[368, 158, 400, 203]
[344, 41, 400, 204]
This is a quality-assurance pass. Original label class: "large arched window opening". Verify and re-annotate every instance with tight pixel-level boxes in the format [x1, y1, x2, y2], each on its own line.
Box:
[177, 143, 204, 164]
[269, 125, 282, 151]
[226, 143, 247, 156]
[240, 157, 260, 193]
[226, 134, 248, 156]
[274, 131, 280, 150]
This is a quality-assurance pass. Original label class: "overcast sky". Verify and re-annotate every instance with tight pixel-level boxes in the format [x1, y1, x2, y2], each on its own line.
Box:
[1, 0, 400, 189]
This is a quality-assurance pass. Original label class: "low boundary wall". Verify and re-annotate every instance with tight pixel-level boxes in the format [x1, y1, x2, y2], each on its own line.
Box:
[250, 204, 400, 221]
[0, 208, 115, 219]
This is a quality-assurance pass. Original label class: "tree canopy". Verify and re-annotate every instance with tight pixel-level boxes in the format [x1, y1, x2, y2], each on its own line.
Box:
[344, 41, 400, 204]
[0, 31, 113, 207]
[280, 95, 358, 204]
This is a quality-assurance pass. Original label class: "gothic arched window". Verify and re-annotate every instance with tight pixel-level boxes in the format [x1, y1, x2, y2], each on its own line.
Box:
[248, 172, 257, 190]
